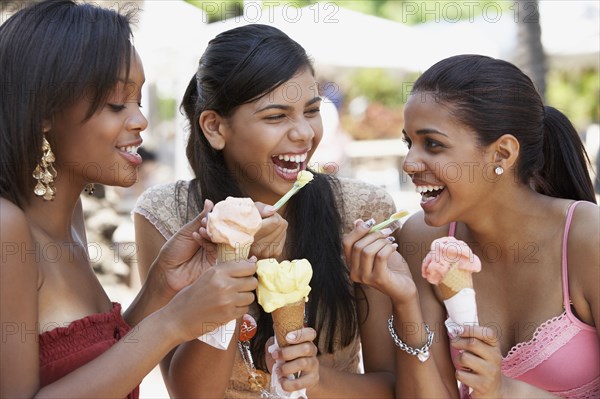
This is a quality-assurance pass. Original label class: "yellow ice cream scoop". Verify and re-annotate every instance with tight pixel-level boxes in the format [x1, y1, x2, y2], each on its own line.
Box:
[256, 258, 312, 313]
[272, 171, 314, 211]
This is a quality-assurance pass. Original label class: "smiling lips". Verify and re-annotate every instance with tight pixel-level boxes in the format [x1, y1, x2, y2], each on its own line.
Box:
[117, 144, 142, 166]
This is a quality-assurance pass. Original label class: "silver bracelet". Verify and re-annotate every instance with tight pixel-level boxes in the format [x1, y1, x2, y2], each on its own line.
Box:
[387, 315, 434, 363]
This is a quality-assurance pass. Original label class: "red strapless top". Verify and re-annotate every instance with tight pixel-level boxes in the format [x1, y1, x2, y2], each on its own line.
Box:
[39, 302, 139, 398]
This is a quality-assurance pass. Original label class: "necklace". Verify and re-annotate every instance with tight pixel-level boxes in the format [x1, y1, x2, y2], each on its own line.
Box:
[238, 314, 282, 398]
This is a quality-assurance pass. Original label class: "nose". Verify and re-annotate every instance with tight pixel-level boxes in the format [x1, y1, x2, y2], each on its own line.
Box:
[289, 117, 315, 143]
[402, 148, 425, 175]
[128, 106, 148, 133]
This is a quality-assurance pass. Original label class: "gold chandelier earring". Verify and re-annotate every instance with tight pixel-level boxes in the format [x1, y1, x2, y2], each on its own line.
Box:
[33, 137, 57, 201]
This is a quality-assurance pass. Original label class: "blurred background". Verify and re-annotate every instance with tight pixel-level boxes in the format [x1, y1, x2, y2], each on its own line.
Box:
[2, 1, 598, 397]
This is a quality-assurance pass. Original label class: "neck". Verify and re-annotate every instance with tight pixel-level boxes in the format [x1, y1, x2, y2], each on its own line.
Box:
[25, 178, 86, 241]
[461, 187, 552, 250]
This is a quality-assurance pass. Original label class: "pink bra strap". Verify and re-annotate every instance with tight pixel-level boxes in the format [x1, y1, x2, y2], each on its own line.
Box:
[561, 201, 583, 310]
[448, 222, 457, 237]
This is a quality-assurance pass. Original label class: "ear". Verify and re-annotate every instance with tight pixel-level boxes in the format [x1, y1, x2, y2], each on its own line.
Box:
[42, 119, 52, 133]
[199, 110, 228, 150]
[491, 134, 519, 170]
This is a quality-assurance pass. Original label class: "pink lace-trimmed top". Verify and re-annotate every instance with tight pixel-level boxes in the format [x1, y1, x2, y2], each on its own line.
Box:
[39, 302, 139, 399]
[450, 201, 600, 399]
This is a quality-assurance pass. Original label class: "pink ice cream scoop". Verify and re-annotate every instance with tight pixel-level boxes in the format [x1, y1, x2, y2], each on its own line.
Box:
[422, 236, 482, 328]
[422, 236, 481, 288]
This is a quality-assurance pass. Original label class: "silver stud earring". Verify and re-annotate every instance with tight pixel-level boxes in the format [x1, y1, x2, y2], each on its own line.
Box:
[494, 166, 504, 176]
[84, 183, 95, 195]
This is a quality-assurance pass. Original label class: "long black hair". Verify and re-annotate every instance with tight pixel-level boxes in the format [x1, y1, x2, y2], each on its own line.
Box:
[412, 54, 596, 203]
[0, 0, 135, 208]
[181, 24, 359, 368]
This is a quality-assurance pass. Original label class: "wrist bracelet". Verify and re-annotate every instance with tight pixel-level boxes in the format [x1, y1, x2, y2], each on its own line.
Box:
[387, 315, 434, 363]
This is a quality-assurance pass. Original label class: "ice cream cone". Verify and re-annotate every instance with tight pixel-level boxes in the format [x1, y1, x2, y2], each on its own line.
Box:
[438, 265, 473, 300]
[217, 244, 251, 263]
[271, 299, 305, 348]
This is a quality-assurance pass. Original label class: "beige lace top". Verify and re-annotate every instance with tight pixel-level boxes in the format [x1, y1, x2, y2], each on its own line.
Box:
[134, 178, 396, 398]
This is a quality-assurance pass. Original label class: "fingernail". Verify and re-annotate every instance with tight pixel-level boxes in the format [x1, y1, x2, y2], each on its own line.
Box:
[380, 227, 393, 235]
[286, 332, 298, 341]
[264, 205, 276, 213]
[387, 236, 395, 242]
[363, 218, 375, 228]
[249, 256, 257, 262]
[353, 218, 363, 226]
[447, 323, 463, 339]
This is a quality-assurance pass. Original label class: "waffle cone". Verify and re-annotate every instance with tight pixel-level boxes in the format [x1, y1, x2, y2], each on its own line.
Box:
[217, 244, 250, 263]
[271, 299, 305, 348]
[438, 265, 473, 300]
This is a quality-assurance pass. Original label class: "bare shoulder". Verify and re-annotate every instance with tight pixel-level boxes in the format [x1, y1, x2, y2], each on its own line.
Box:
[1, 199, 40, 397]
[567, 201, 599, 286]
[1, 198, 35, 247]
[398, 211, 449, 268]
[1, 198, 39, 279]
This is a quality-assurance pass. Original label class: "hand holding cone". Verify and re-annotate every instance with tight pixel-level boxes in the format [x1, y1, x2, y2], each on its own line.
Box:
[199, 197, 262, 350]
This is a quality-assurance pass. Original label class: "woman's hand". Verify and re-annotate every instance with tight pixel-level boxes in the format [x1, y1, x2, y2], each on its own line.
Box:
[266, 327, 319, 393]
[452, 325, 506, 398]
[154, 199, 217, 294]
[343, 219, 416, 303]
[164, 258, 258, 343]
[251, 202, 288, 260]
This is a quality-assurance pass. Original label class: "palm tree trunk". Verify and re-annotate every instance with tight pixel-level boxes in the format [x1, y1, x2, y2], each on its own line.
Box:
[513, 0, 547, 100]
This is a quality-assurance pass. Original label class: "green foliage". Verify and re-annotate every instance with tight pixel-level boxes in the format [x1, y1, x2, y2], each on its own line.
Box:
[184, 0, 512, 24]
[185, 0, 243, 23]
[547, 69, 600, 129]
[158, 97, 177, 121]
[344, 69, 417, 107]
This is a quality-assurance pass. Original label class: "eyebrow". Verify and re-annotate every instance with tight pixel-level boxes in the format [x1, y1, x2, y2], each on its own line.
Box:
[255, 96, 322, 114]
[402, 128, 448, 137]
[117, 78, 146, 86]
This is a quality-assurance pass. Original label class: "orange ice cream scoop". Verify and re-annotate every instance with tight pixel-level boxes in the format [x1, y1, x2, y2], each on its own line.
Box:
[207, 197, 262, 247]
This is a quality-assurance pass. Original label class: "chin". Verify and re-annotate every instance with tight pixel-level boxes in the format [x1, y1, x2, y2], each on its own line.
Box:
[119, 177, 138, 188]
[422, 212, 449, 228]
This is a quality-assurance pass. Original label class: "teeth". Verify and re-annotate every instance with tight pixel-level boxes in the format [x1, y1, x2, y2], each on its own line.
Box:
[277, 153, 308, 163]
[416, 185, 445, 194]
[119, 146, 139, 155]
[276, 165, 301, 173]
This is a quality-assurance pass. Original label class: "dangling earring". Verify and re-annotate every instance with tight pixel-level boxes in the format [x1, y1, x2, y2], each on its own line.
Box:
[494, 165, 504, 176]
[33, 137, 57, 201]
[84, 183, 95, 195]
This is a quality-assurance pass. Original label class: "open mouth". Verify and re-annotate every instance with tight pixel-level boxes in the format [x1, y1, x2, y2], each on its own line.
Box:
[271, 152, 308, 174]
[416, 185, 446, 203]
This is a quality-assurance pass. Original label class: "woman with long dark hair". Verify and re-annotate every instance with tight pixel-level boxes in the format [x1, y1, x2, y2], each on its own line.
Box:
[135, 24, 397, 398]
[345, 54, 599, 398]
[0, 2, 257, 397]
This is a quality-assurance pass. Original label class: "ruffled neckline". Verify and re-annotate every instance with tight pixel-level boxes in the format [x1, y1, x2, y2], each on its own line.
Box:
[39, 302, 127, 343]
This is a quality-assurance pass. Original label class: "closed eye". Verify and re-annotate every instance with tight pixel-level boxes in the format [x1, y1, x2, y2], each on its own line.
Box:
[305, 107, 320, 116]
[108, 104, 126, 112]
[265, 114, 286, 121]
